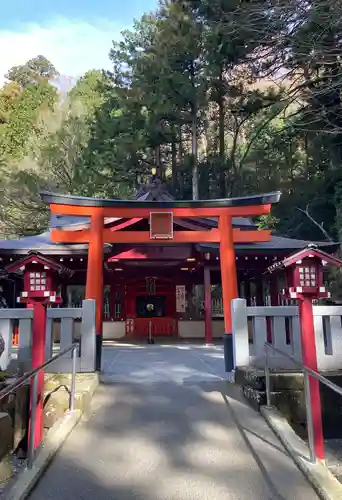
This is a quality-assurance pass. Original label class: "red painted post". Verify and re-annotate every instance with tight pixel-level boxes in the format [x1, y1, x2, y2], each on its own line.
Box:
[204, 267, 213, 345]
[29, 301, 47, 449]
[219, 213, 239, 371]
[299, 296, 325, 461]
[86, 208, 104, 370]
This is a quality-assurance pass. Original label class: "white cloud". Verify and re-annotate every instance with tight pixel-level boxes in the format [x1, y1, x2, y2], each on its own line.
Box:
[0, 17, 124, 83]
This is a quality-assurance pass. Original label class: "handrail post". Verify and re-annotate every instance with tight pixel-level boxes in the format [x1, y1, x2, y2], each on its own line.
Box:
[27, 371, 39, 469]
[304, 371, 316, 463]
[265, 345, 271, 407]
[0, 343, 79, 470]
[69, 346, 77, 411]
[264, 341, 327, 464]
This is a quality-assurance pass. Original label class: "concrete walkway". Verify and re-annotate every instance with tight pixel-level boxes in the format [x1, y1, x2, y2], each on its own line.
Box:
[29, 344, 318, 500]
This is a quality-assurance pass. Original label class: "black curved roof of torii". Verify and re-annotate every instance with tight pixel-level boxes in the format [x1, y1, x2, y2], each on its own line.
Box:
[40, 190, 281, 208]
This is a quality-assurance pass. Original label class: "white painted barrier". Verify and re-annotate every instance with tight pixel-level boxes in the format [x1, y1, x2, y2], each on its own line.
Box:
[232, 299, 342, 371]
[0, 300, 96, 373]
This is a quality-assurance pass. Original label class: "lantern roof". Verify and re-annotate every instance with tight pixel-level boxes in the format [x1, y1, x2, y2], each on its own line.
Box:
[5, 251, 72, 276]
[267, 244, 342, 274]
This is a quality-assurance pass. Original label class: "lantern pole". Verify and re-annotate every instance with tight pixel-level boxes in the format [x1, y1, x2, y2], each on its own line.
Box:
[28, 300, 47, 449]
[299, 296, 325, 461]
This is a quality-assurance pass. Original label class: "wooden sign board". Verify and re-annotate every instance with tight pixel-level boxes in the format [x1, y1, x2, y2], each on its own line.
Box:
[149, 212, 173, 239]
[176, 285, 186, 313]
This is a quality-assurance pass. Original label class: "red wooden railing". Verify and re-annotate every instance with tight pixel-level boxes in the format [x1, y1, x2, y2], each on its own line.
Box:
[127, 317, 177, 337]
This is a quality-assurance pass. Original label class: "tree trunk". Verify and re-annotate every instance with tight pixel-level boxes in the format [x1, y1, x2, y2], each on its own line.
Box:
[218, 68, 226, 197]
[178, 126, 185, 198]
[191, 114, 198, 200]
[190, 61, 198, 200]
[171, 130, 177, 193]
[155, 145, 162, 178]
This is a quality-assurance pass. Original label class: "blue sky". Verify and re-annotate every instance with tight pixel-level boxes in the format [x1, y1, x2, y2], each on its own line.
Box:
[0, 0, 158, 82]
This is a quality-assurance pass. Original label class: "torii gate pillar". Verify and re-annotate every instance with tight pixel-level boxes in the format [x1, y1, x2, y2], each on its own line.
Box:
[219, 214, 239, 371]
[85, 208, 104, 371]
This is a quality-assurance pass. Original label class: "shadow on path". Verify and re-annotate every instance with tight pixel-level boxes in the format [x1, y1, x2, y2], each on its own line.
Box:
[28, 345, 318, 500]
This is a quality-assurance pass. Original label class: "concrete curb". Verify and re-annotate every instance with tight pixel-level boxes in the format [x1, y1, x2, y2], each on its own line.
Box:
[261, 405, 342, 500]
[3, 410, 82, 500]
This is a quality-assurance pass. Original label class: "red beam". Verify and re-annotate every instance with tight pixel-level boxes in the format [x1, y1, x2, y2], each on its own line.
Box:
[50, 203, 272, 219]
[234, 229, 270, 243]
[109, 217, 142, 231]
[50, 229, 271, 244]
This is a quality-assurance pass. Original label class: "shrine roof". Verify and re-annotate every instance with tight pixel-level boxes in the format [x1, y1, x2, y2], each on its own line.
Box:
[197, 235, 340, 254]
[0, 232, 111, 255]
[0, 231, 338, 256]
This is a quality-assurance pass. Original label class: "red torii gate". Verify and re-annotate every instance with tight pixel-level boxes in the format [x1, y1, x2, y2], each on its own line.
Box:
[41, 190, 281, 370]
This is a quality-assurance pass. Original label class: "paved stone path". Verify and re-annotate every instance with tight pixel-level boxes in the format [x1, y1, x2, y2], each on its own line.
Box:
[29, 344, 318, 500]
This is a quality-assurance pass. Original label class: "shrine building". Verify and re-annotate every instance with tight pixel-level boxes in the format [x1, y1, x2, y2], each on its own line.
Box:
[0, 177, 338, 368]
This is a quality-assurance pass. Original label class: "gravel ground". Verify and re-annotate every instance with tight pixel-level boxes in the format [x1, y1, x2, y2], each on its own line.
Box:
[0, 456, 26, 495]
[325, 439, 342, 482]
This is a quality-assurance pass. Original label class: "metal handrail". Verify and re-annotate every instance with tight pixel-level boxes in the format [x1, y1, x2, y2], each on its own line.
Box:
[264, 343, 342, 398]
[0, 344, 78, 400]
[1, 343, 78, 469]
[264, 342, 342, 464]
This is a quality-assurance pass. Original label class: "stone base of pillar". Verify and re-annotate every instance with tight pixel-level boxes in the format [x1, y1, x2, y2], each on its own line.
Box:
[223, 333, 234, 372]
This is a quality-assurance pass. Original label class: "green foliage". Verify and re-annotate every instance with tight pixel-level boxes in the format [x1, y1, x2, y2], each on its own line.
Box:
[1, 0, 342, 263]
[255, 215, 280, 231]
[5, 55, 59, 87]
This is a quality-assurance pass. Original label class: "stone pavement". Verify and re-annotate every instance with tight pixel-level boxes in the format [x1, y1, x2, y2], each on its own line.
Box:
[29, 344, 318, 500]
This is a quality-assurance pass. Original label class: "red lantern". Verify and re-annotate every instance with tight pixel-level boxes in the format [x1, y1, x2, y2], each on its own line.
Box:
[268, 244, 340, 301]
[6, 253, 69, 305]
[267, 244, 342, 462]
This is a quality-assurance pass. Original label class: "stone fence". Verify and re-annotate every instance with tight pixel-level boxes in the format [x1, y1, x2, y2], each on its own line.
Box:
[0, 299, 96, 373]
[232, 298, 342, 372]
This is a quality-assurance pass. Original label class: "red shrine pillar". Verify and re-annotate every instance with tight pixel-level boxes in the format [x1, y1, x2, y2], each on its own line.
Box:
[204, 267, 213, 345]
[219, 213, 238, 371]
[85, 208, 104, 370]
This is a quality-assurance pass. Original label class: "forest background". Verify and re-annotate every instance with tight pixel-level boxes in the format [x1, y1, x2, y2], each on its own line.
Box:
[0, 1, 341, 270]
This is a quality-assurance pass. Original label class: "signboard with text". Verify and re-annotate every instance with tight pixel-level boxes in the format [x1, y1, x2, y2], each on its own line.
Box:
[176, 285, 186, 313]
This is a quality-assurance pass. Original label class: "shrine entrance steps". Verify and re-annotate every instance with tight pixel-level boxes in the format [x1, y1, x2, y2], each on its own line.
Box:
[28, 345, 318, 500]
